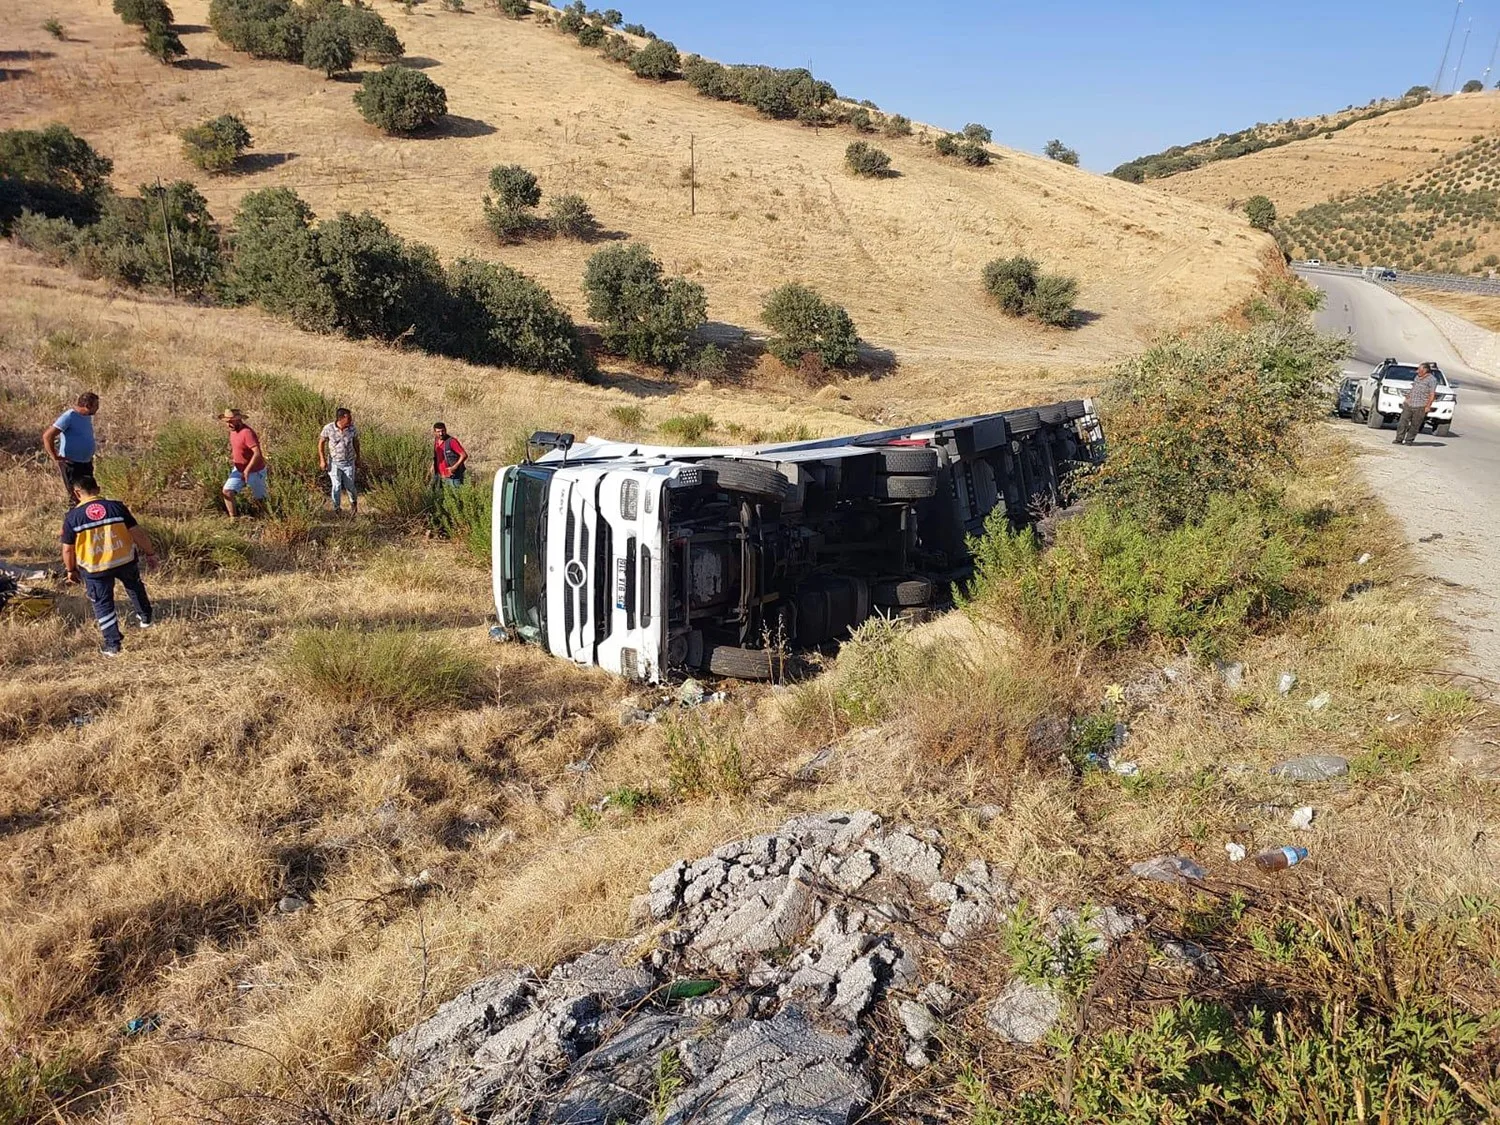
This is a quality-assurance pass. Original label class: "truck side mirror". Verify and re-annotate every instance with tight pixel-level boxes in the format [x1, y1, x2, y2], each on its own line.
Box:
[526, 431, 575, 462]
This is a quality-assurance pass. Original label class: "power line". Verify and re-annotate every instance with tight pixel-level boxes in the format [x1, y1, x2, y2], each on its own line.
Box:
[1435, 0, 1463, 92]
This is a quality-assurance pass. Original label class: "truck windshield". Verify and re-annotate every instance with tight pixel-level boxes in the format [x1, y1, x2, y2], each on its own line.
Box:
[502, 466, 551, 642]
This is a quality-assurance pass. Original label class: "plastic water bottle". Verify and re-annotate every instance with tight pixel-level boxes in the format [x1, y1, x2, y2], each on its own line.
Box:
[1252, 846, 1308, 872]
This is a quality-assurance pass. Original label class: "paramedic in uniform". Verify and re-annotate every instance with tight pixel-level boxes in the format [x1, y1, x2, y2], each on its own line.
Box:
[59, 474, 158, 657]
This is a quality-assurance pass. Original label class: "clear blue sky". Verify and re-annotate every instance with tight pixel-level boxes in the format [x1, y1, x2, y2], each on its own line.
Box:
[618, 1, 1492, 171]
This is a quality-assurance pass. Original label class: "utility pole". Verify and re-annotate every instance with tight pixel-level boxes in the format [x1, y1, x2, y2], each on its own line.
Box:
[1453, 17, 1473, 90]
[156, 176, 177, 299]
[689, 133, 695, 217]
[1435, 0, 1463, 92]
[1482, 27, 1500, 86]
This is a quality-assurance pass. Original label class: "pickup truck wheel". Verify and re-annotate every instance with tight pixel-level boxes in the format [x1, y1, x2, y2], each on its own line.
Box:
[871, 473, 937, 500]
[699, 459, 790, 501]
[1365, 405, 1384, 429]
[875, 447, 939, 475]
[872, 577, 934, 607]
[1436, 421, 1452, 436]
[705, 644, 776, 681]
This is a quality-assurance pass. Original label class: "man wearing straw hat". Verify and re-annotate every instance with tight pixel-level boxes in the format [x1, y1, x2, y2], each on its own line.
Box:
[219, 408, 268, 518]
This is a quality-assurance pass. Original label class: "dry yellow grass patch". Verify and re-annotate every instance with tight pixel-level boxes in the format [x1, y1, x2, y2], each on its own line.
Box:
[1396, 284, 1500, 332]
[1157, 91, 1500, 214]
[0, 0, 1266, 393]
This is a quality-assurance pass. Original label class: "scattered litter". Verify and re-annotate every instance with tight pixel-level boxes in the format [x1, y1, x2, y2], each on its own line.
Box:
[124, 1014, 160, 1036]
[1252, 845, 1308, 872]
[1306, 691, 1332, 712]
[70, 714, 95, 728]
[1162, 666, 1182, 683]
[1224, 842, 1247, 863]
[1108, 759, 1140, 777]
[665, 978, 719, 1000]
[487, 624, 508, 642]
[1161, 939, 1222, 975]
[277, 893, 308, 914]
[795, 744, 837, 781]
[1130, 855, 1207, 884]
[1269, 754, 1349, 781]
[1342, 579, 1376, 599]
[1418, 532, 1444, 543]
[1277, 672, 1297, 696]
[403, 870, 432, 890]
[678, 678, 706, 707]
[619, 705, 655, 725]
[1356, 552, 1372, 566]
[565, 758, 593, 774]
[1385, 713, 1403, 723]
[1217, 661, 1245, 690]
[1288, 806, 1315, 831]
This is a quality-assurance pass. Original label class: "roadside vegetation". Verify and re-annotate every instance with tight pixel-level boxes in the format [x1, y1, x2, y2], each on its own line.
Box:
[982, 255, 1079, 327]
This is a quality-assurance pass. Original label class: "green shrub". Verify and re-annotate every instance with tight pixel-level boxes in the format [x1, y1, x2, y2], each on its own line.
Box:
[313, 209, 445, 339]
[0, 1050, 89, 1124]
[1030, 273, 1078, 327]
[226, 186, 335, 328]
[209, 0, 305, 61]
[1246, 194, 1277, 230]
[340, 6, 403, 61]
[114, 0, 172, 26]
[683, 55, 733, 99]
[686, 342, 727, 379]
[58, 180, 222, 295]
[354, 65, 447, 133]
[601, 33, 635, 62]
[621, 21, 646, 35]
[142, 20, 186, 63]
[627, 37, 678, 79]
[302, 17, 353, 75]
[180, 114, 252, 172]
[576, 20, 605, 46]
[982, 255, 1078, 326]
[1043, 138, 1079, 165]
[658, 412, 714, 443]
[43, 17, 67, 38]
[761, 282, 860, 368]
[962, 122, 992, 143]
[429, 473, 492, 561]
[546, 192, 596, 239]
[936, 132, 989, 165]
[844, 140, 891, 177]
[848, 107, 873, 133]
[0, 124, 114, 230]
[607, 404, 646, 431]
[663, 715, 750, 797]
[494, 0, 530, 16]
[882, 113, 912, 137]
[289, 628, 489, 715]
[440, 257, 589, 375]
[583, 243, 706, 368]
[1463, 78, 1483, 93]
[483, 164, 540, 241]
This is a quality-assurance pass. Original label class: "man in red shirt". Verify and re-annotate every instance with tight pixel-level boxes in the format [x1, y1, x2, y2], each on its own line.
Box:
[432, 421, 468, 487]
[220, 408, 268, 518]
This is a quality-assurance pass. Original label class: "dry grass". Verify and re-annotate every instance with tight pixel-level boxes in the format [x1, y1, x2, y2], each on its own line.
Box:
[0, 0, 1266, 399]
[1396, 285, 1500, 332]
[1157, 90, 1500, 213]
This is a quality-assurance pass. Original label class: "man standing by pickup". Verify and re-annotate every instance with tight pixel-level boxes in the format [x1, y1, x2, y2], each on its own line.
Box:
[41, 391, 100, 505]
[1395, 362, 1439, 445]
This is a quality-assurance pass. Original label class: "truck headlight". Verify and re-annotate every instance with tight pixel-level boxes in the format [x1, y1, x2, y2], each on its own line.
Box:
[620, 479, 639, 520]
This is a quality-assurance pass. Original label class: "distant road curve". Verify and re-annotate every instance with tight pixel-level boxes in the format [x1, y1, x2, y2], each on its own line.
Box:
[1296, 267, 1500, 688]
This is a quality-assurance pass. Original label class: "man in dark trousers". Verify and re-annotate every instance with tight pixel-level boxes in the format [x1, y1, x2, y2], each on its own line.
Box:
[41, 391, 100, 505]
[1395, 362, 1439, 446]
[60, 475, 158, 657]
[432, 421, 468, 487]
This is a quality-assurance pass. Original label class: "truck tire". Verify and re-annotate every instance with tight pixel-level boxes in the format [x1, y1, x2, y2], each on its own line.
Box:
[705, 644, 776, 681]
[874, 447, 939, 475]
[699, 459, 790, 501]
[1436, 421, 1452, 436]
[871, 473, 937, 500]
[872, 577, 933, 607]
[1005, 409, 1041, 436]
[1366, 405, 1384, 429]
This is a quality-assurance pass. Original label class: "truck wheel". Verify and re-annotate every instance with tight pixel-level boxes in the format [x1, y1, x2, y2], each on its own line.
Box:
[699, 459, 790, 501]
[875, 447, 939, 475]
[705, 644, 776, 681]
[1365, 406, 1384, 429]
[871, 473, 937, 500]
[1436, 421, 1452, 436]
[872, 577, 933, 607]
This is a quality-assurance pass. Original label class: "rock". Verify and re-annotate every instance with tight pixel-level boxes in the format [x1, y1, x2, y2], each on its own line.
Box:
[894, 998, 940, 1044]
[918, 982, 957, 1014]
[944, 899, 996, 943]
[649, 860, 687, 920]
[971, 804, 1004, 826]
[904, 1043, 931, 1069]
[1217, 661, 1245, 690]
[1277, 671, 1297, 696]
[867, 829, 942, 885]
[276, 893, 308, 914]
[985, 979, 1061, 1044]
[1161, 939, 1222, 977]
[1129, 855, 1207, 884]
[1307, 691, 1332, 712]
[827, 954, 881, 1024]
[543, 1013, 694, 1125]
[927, 881, 961, 906]
[546, 944, 656, 1005]
[619, 705, 654, 725]
[1269, 754, 1349, 782]
[659, 1007, 870, 1125]
[780, 810, 881, 851]
[1357, 551, 1372, 566]
[828, 849, 878, 893]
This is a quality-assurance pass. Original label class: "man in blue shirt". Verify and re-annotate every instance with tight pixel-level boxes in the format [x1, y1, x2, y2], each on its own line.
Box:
[41, 391, 100, 505]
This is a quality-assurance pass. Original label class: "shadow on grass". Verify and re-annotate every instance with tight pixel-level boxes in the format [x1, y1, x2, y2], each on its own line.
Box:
[175, 57, 227, 71]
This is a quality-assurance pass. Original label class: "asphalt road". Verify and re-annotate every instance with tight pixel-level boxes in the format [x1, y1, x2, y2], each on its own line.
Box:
[1299, 269, 1500, 689]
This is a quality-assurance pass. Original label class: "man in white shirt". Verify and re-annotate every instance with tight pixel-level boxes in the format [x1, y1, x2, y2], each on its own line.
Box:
[317, 407, 363, 515]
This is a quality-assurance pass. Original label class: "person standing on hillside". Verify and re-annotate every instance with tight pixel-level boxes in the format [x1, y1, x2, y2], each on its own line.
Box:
[432, 421, 468, 487]
[220, 408, 268, 518]
[318, 407, 362, 516]
[1395, 362, 1439, 446]
[41, 391, 100, 505]
[60, 474, 157, 657]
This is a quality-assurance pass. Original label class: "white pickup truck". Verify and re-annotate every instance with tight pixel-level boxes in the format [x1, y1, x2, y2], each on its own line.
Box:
[491, 402, 1104, 681]
[1349, 358, 1457, 435]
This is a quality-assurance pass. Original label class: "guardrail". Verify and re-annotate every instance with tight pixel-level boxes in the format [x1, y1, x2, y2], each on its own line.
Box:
[1297, 262, 1500, 296]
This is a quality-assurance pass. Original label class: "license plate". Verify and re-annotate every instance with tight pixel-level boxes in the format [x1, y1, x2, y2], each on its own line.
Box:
[615, 557, 627, 610]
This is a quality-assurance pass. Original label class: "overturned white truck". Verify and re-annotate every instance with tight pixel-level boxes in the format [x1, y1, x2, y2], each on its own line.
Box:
[491, 401, 1105, 682]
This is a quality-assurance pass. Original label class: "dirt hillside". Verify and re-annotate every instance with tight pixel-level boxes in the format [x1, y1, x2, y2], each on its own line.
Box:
[1, 0, 1267, 379]
[1157, 91, 1500, 214]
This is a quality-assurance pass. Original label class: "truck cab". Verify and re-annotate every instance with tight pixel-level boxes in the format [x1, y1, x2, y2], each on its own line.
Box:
[493, 401, 1105, 681]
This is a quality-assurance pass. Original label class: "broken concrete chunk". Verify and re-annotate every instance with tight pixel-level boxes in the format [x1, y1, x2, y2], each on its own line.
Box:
[944, 899, 997, 943]
[546, 944, 657, 1005]
[918, 981, 957, 1014]
[829, 848, 878, 893]
[868, 829, 943, 885]
[1161, 939, 1222, 977]
[1269, 754, 1349, 782]
[827, 954, 882, 1024]
[894, 998, 940, 1044]
[1217, 661, 1245, 689]
[985, 979, 1061, 1044]
[927, 881, 961, 906]
[649, 860, 687, 920]
[780, 809, 881, 850]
